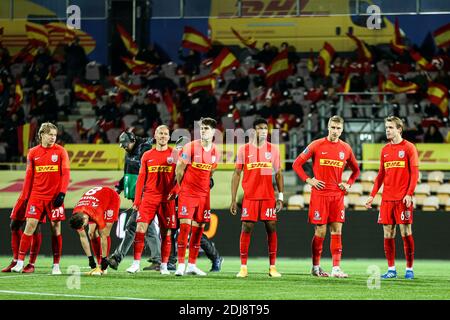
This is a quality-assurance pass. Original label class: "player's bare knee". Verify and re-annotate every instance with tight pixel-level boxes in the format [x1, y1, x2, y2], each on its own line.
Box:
[314, 225, 326, 237]
[242, 222, 254, 233]
[265, 221, 277, 233]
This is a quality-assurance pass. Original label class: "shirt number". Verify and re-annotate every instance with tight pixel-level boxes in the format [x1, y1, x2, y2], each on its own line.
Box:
[265, 208, 276, 218]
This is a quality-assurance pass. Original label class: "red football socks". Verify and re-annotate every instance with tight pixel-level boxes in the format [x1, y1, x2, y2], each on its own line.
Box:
[18, 234, 32, 261]
[177, 223, 191, 264]
[29, 233, 42, 264]
[330, 234, 342, 267]
[90, 237, 101, 264]
[239, 231, 252, 265]
[311, 235, 324, 266]
[402, 235, 415, 268]
[384, 238, 396, 268]
[267, 231, 277, 266]
[161, 230, 172, 264]
[133, 232, 145, 260]
[11, 229, 23, 260]
[51, 234, 62, 264]
[188, 226, 203, 264]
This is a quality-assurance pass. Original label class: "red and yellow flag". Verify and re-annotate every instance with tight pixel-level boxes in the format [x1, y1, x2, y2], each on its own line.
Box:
[121, 57, 154, 74]
[383, 75, 418, 93]
[347, 33, 372, 62]
[163, 90, 179, 125]
[340, 68, 351, 93]
[265, 49, 291, 87]
[318, 42, 335, 76]
[114, 78, 141, 95]
[15, 80, 23, 106]
[427, 82, 449, 116]
[307, 48, 315, 73]
[25, 22, 49, 47]
[433, 22, 450, 48]
[390, 18, 407, 54]
[230, 27, 256, 49]
[409, 49, 433, 71]
[117, 24, 139, 56]
[181, 26, 211, 53]
[45, 22, 76, 44]
[74, 83, 97, 105]
[210, 48, 239, 76]
[17, 122, 37, 157]
[187, 74, 216, 94]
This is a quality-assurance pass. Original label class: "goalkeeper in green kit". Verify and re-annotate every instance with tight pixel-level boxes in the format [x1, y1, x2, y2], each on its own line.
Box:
[107, 130, 162, 271]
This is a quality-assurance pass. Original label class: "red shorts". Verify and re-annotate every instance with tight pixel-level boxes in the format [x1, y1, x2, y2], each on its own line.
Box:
[308, 193, 345, 225]
[25, 197, 65, 223]
[378, 200, 413, 225]
[137, 200, 177, 229]
[241, 198, 277, 222]
[75, 206, 119, 228]
[10, 198, 28, 221]
[178, 195, 210, 223]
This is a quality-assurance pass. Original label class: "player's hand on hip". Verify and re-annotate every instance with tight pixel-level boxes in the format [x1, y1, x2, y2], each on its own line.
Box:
[230, 202, 238, 216]
[365, 196, 374, 209]
[338, 182, 350, 193]
[275, 200, 283, 212]
[307, 177, 325, 190]
[403, 195, 412, 208]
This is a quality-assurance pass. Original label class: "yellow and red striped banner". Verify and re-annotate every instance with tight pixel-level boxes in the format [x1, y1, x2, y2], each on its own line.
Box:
[211, 47, 239, 76]
[17, 122, 37, 157]
[266, 49, 291, 87]
[114, 78, 140, 95]
[383, 75, 418, 93]
[74, 83, 97, 105]
[121, 57, 154, 74]
[409, 49, 433, 70]
[433, 22, 450, 48]
[390, 18, 407, 54]
[318, 42, 335, 76]
[25, 22, 49, 46]
[428, 82, 449, 116]
[187, 74, 216, 93]
[117, 24, 139, 56]
[181, 26, 211, 53]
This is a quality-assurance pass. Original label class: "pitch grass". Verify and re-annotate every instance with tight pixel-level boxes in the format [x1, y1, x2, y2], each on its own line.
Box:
[0, 256, 449, 300]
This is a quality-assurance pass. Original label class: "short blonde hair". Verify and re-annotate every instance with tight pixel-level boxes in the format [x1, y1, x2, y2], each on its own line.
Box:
[385, 116, 404, 134]
[38, 122, 58, 142]
[328, 115, 344, 126]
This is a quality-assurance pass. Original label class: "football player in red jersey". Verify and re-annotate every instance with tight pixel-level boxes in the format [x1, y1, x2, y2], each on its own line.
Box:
[293, 116, 360, 278]
[125, 125, 178, 275]
[174, 118, 219, 276]
[365, 116, 419, 280]
[9, 123, 70, 275]
[70, 186, 120, 275]
[230, 118, 284, 278]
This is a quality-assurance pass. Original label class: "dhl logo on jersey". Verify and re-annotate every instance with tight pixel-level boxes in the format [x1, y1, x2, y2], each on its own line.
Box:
[384, 161, 406, 169]
[192, 162, 213, 171]
[319, 159, 344, 168]
[35, 165, 59, 172]
[246, 162, 273, 170]
[148, 166, 173, 173]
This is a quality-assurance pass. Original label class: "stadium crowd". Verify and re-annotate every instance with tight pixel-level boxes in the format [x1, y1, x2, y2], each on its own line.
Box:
[1, 28, 450, 163]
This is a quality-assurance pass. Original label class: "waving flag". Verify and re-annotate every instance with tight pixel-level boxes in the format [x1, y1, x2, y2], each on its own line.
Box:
[383, 75, 418, 93]
[17, 122, 37, 157]
[117, 24, 139, 56]
[318, 42, 335, 76]
[181, 26, 211, 53]
[390, 18, 407, 54]
[347, 33, 372, 62]
[187, 74, 216, 93]
[25, 22, 49, 47]
[427, 83, 449, 116]
[265, 49, 291, 87]
[409, 49, 433, 71]
[74, 83, 97, 105]
[121, 57, 154, 74]
[210, 48, 239, 76]
[230, 27, 256, 49]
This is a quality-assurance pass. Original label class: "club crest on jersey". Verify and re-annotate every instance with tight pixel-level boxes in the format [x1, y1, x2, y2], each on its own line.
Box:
[211, 156, 216, 163]
[265, 152, 272, 160]
[313, 210, 321, 220]
[29, 206, 36, 214]
[339, 152, 345, 160]
[398, 150, 405, 158]
[167, 157, 174, 164]
[404, 211, 411, 220]
[180, 206, 188, 215]
[51, 154, 58, 162]
[105, 209, 114, 218]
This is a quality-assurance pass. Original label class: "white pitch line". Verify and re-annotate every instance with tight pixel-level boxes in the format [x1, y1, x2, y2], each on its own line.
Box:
[0, 290, 151, 300]
[0, 274, 52, 280]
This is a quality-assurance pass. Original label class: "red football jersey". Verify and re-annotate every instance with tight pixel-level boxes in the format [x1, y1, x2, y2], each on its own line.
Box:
[370, 139, 419, 200]
[293, 137, 360, 196]
[235, 142, 280, 200]
[73, 187, 120, 230]
[134, 147, 176, 207]
[179, 140, 219, 198]
[20, 144, 70, 201]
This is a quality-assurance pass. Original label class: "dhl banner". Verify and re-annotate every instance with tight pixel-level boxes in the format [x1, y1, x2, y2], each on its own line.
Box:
[363, 144, 450, 171]
[64, 144, 285, 170]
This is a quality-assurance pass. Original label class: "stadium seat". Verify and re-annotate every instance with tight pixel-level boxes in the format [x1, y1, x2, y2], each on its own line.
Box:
[85, 62, 100, 81]
[303, 184, 312, 205]
[344, 196, 349, 208]
[417, 171, 422, 184]
[360, 170, 377, 193]
[436, 184, 450, 206]
[242, 115, 256, 130]
[422, 196, 440, 211]
[353, 196, 369, 211]
[427, 171, 445, 192]
[347, 183, 363, 204]
[414, 183, 431, 206]
[446, 198, 450, 212]
[342, 170, 354, 183]
[106, 128, 122, 143]
[122, 114, 138, 128]
[56, 89, 71, 107]
[287, 195, 305, 210]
